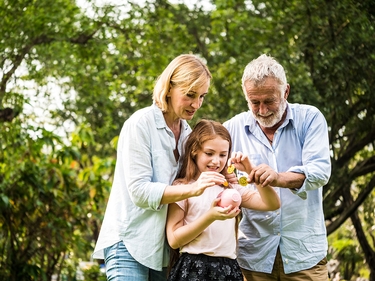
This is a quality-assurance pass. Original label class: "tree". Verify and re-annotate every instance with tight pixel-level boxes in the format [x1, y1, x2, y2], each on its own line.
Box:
[1, 0, 374, 279]
[0, 0, 116, 280]
[210, 0, 375, 277]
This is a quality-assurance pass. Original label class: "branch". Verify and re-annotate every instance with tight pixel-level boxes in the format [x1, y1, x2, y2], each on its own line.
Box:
[323, 166, 350, 210]
[0, 108, 19, 121]
[325, 151, 375, 207]
[336, 125, 375, 167]
[324, 200, 345, 221]
[349, 197, 375, 268]
[326, 174, 375, 235]
[349, 155, 375, 178]
[69, 29, 99, 44]
[0, 28, 102, 108]
[0, 37, 44, 98]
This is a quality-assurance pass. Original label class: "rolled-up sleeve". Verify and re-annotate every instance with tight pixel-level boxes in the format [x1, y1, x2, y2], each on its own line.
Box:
[288, 109, 331, 199]
[120, 113, 175, 210]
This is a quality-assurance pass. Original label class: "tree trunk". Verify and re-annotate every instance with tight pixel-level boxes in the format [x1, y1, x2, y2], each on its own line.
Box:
[343, 187, 375, 280]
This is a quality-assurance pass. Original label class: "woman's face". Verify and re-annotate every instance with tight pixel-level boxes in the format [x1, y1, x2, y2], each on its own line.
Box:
[167, 81, 210, 120]
[196, 137, 230, 174]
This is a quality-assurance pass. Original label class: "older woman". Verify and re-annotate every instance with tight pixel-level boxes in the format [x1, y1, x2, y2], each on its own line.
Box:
[93, 54, 226, 281]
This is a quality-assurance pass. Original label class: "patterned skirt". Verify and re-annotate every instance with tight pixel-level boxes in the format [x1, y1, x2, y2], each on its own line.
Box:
[167, 253, 243, 281]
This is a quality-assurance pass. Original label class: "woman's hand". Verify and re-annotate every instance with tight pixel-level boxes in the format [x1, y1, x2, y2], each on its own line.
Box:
[191, 172, 226, 196]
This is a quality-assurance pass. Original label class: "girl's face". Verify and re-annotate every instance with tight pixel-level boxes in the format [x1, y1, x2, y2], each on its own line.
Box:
[196, 136, 230, 174]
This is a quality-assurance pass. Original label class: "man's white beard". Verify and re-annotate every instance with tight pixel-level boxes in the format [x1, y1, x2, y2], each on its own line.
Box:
[254, 100, 287, 128]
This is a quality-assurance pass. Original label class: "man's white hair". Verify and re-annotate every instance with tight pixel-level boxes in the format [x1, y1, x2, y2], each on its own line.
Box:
[242, 54, 287, 91]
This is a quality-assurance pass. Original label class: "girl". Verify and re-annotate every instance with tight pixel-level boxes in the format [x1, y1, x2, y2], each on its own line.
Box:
[166, 119, 280, 281]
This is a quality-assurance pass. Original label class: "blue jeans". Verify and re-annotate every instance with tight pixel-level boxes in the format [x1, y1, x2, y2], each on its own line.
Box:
[104, 241, 167, 281]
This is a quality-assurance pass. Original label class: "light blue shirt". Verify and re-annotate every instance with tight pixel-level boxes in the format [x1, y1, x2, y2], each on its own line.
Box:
[92, 104, 191, 271]
[224, 103, 331, 274]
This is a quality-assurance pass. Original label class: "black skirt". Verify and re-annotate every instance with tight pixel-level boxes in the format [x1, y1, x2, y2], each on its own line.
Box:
[167, 253, 243, 281]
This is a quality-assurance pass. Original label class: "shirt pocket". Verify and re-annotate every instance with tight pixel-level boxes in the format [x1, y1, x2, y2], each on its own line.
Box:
[248, 153, 263, 166]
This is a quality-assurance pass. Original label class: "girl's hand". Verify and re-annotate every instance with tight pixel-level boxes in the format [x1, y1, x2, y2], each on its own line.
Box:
[191, 172, 226, 196]
[223, 171, 238, 185]
[228, 151, 254, 175]
[208, 198, 241, 221]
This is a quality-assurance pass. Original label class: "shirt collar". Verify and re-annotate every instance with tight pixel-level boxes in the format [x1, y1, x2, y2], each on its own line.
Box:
[282, 103, 294, 129]
[245, 102, 294, 132]
[152, 103, 189, 131]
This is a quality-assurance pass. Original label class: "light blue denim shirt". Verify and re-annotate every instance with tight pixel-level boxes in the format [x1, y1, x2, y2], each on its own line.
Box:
[224, 103, 331, 274]
[93, 104, 191, 271]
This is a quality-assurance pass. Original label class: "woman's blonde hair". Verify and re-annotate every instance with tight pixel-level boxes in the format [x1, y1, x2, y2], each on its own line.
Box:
[153, 54, 212, 112]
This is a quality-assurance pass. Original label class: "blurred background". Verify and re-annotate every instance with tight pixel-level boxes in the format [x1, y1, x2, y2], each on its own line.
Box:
[0, 0, 374, 280]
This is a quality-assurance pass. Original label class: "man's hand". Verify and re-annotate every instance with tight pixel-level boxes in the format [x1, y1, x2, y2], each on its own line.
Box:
[248, 164, 278, 187]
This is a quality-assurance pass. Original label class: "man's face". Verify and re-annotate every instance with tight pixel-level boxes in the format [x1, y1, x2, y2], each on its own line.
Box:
[244, 77, 288, 128]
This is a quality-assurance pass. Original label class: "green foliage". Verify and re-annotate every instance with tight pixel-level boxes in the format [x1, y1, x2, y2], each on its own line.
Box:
[328, 221, 370, 280]
[1, 118, 78, 280]
[82, 263, 106, 281]
[0, 115, 115, 280]
[1, 0, 375, 279]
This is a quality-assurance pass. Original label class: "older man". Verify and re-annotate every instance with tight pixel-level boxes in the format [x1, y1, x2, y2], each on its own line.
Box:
[224, 54, 331, 281]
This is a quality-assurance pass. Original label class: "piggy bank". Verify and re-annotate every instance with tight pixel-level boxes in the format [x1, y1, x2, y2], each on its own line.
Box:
[217, 189, 242, 208]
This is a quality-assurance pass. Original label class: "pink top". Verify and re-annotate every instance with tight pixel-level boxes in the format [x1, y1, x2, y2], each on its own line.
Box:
[175, 183, 253, 259]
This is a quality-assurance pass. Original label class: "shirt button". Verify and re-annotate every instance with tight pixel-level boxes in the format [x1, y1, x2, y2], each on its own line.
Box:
[285, 259, 289, 264]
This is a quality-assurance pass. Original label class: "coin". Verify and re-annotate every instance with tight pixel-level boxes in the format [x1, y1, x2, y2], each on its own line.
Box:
[238, 176, 248, 186]
[227, 165, 235, 174]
